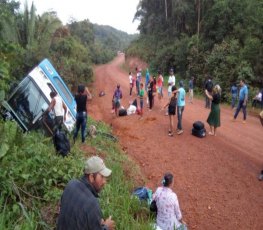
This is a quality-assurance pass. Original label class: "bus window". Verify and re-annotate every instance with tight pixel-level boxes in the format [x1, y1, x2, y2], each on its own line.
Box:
[53, 77, 73, 104]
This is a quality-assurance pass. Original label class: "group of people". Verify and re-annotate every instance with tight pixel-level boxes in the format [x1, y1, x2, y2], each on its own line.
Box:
[56, 154, 186, 230]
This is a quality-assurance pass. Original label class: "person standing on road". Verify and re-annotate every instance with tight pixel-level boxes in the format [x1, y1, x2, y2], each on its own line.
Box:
[129, 72, 134, 96]
[230, 83, 238, 109]
[113, 84, 122, 117]
[174, 81, 185, 135]
[138, 83, 145, 119]
[204, 76, 213, 109]
[233, 79, 248, 123]
[205, 85, 221, 136]
[188, 76, 194, 104]
[148, 76, 154, 111]
[47, 91, 67, 132]
[162, 86, 177, 137]
[73, 85, 90, 143]
[56, 156, 115, 230]
[152, 173, 187, 230]
[167, 69, 176, 99]
[157, 70, 164, 100]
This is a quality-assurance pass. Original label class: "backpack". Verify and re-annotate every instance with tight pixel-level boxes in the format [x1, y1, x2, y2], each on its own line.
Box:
[132, 187, 149, 201]
[193, 121, 204, 130]
[53, 130, 70, 157]
[192, 127, 206, 138]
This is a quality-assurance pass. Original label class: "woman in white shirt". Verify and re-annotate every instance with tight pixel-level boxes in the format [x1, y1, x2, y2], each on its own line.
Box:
[153, 173, 187, 230]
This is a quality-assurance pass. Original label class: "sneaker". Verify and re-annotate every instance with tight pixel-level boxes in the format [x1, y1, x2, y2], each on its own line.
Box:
[177, 130, 184, 135]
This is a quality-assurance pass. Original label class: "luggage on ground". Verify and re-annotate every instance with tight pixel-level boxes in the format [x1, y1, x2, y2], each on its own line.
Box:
[53, 130, 70, 157]
[193, 121, 205, 130]
[119, 108, 127, 116]
[192, 127, 206, 138]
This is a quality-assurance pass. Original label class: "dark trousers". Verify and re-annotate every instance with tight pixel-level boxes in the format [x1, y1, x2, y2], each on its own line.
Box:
[148, 93, 153, 109]
[54, 116, 63, 132]
[234, 100, 247, 120]
[177, 106, 184, 130]
[73, 112, 87, 143]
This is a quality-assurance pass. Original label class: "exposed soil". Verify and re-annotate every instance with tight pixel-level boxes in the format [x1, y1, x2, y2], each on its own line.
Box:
[88, 54, 263, 230]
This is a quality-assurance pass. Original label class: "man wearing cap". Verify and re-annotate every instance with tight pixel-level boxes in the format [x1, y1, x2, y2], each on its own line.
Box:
[57, 156, 115, 230]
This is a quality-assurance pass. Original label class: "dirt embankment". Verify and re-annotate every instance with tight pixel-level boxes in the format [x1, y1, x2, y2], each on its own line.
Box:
[88, 54, 263, 230]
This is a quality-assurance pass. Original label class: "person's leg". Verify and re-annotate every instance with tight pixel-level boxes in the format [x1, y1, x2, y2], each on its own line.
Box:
[213, 127, 217, 136]
[177, 106, 182, 130]
[234, 100, 242, 119]
[73, 115, 81, 142]
[130, 85, 132, 96]
[168, 115, 172, 134]
[140, 99, 143, 117]
[208, 125, 213, 135]
[80, 114, 87, 143]
[149, 94, 153, 110]
[242, 103, 247, 121]
[231, 96, 235, 109]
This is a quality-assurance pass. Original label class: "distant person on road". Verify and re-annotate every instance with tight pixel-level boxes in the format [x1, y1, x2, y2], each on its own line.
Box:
[147, 76, 154, 111]
[230, 83, 238, 109]
[129, 72, 134, 96]
[136, 68, 142, 96]
[73, 85, 89, 143]
[188, 76, 194, 104]
[205, 84, 221, 136]
[152, 172, 187, 230]
[157, 70, 164, 100]
[252, 90, 262, 109]
[204, 76, 213, 109]
[138, 83, 145, 119]
[258, 111, 263, 181]
[174, 81, 185, 135]
[145, 68, 150, 92]
[47, 91, 67, 132]
[56, 156, 115, 230]
[112, 84, 122, 117]
[167, 68, 176, 99]
[162, 85, 177, 137]
[233, 79, 248, 123]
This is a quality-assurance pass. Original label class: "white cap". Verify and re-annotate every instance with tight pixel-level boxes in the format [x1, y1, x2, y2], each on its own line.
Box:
[84, 156, 112, 177]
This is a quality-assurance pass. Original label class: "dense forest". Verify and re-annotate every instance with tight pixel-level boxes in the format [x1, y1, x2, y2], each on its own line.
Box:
[0, 0, 136, 99]
[127, 0, 263, 100]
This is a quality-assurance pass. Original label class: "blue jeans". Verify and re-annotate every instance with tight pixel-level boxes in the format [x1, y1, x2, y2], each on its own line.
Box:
[74, 112, 87, 143]
[234, 100, 246, 120]
[231, 94, 237, 108]
[177, 106, 184, 130]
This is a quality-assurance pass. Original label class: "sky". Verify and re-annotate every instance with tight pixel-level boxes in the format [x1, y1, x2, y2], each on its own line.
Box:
[19, 0, 141, 34]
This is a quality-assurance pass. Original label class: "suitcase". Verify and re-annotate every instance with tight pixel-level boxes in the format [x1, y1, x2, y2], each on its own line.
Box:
[192, 128, 206, 138]
[193, 121, 204, 130]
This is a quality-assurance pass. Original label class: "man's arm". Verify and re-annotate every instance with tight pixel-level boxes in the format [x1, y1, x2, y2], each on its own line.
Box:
[62, 102, 67, 120]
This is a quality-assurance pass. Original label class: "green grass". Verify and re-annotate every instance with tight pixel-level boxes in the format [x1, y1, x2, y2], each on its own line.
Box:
[0, 118, 154, 229]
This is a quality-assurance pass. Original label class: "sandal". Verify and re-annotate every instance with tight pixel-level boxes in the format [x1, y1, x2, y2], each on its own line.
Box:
[208, 132, 214, 136]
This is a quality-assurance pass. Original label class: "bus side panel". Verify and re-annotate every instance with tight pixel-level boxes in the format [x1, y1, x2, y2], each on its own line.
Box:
[38, 59, 76, 117]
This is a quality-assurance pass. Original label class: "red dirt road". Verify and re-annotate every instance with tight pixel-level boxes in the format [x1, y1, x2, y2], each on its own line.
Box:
[89, 55, 263, 230]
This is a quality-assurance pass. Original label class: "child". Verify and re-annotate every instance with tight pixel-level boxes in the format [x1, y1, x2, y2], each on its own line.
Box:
[162, 86, 177, 136]
[138, 83, 144, 119]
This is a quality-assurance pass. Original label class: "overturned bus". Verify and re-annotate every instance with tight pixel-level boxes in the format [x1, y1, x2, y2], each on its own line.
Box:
[1, 59, 76, 135]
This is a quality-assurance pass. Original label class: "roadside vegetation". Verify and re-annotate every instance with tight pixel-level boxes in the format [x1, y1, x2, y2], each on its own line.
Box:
[127, 0, 263, 103]
[0, 118, 154, 229]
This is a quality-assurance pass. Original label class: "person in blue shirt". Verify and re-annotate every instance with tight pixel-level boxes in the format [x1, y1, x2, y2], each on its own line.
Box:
[188, 76, 194, 104]
[230, 83, 238, 109]
[233, 79, 248, 123]
[173, 81, 186, 135]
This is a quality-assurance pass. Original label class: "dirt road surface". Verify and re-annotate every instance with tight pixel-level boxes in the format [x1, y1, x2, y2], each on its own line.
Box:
[89, 55, 263, 230]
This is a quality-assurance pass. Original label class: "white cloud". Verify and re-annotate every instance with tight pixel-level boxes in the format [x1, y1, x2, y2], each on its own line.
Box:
[19, 0, 140, 34]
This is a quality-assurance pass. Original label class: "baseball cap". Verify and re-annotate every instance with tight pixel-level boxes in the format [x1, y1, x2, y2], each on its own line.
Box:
[84, 156, 112, 177]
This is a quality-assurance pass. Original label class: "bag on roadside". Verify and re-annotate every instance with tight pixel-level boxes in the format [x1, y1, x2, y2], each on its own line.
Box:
[192, 127, 206, 138]
[132, 187, 149, 201]
[53, 130, 70, 157]
[193, 121, 204, 130]
[119, 108, 127, 116]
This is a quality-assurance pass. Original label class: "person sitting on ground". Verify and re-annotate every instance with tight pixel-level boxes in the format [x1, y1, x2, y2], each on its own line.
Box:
[252, 90, 262, 108]
[162, 85, 177, 137]
[56, 156, 115, 230]
[112, 84, 122, 116]
[152, 172, 187, 230]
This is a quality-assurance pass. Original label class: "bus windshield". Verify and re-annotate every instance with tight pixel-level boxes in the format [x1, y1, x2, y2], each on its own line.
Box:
[8, 77, 49, 129]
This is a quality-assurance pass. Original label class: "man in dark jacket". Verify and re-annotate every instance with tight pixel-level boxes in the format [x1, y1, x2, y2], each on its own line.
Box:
[56, 156, 115, 230]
